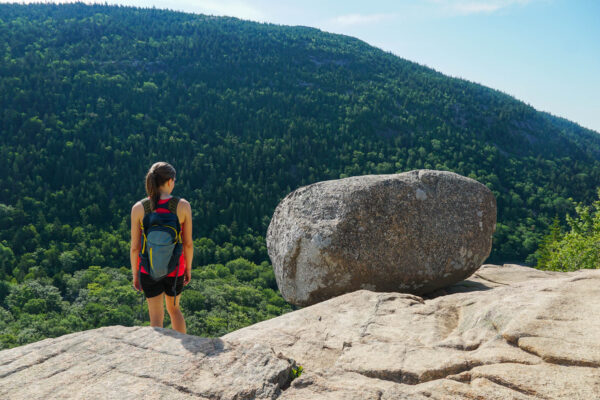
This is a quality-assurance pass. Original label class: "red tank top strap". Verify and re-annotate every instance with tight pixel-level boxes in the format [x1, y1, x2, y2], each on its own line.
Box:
[154, 197, 171, 214]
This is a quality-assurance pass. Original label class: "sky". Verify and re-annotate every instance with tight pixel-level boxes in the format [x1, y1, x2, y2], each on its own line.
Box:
[4, 0, 600, 133]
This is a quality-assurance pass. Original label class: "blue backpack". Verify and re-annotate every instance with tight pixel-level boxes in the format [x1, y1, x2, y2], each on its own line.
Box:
[139, 196, 183, 281]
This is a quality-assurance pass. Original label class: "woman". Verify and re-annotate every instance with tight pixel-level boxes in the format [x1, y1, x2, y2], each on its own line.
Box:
[130, 161, 193, 334]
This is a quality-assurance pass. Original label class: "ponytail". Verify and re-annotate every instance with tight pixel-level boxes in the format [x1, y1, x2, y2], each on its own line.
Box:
[145, 170, 160, 211]
[145, 162, 176, 210]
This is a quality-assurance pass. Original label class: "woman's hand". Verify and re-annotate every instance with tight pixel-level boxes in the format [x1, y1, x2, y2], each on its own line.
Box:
[133, 274, 142, 292]
[184, 267, 192, 286]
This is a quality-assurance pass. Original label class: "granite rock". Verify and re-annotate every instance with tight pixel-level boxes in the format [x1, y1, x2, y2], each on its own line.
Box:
[267, 170, 496, 306]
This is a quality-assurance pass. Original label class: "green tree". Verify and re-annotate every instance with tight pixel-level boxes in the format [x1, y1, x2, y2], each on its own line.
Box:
[534, 189, 600, 271]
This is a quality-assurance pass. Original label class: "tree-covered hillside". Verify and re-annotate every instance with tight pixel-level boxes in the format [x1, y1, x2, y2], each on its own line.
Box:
[1, 3, 599, 347]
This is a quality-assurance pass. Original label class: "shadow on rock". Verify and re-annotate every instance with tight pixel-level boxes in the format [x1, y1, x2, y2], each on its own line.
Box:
[153, 327, 228, 357]
[422, 279, 492, 299]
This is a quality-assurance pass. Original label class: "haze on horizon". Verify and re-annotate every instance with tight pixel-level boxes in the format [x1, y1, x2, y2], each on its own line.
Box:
[4, 0, 599, 134]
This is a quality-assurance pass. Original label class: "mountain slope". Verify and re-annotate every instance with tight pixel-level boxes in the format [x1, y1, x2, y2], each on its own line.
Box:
[1, 4, 599, 275]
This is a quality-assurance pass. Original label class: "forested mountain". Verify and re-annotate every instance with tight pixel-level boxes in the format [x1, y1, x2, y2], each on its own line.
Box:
[1, 3, 599, 348]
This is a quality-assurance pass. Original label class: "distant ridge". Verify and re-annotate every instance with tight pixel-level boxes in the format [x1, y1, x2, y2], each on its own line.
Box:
[1, 2, 599, 268]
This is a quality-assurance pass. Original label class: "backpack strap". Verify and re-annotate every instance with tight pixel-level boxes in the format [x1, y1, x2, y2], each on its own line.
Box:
[139, 198, 152, 255]
[168, 196, 182, 243]
[141, 198, 152, 215]
[167, 196, 180, 215]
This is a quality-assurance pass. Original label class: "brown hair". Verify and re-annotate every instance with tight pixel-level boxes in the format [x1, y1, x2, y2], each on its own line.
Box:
[145, 161, 176, 210]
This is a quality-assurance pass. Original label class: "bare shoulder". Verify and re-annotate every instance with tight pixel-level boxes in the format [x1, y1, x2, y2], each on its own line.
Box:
[177, 198, 191, 210]
[131, 201, 144, 214]
[177, 197, 190, 206]
[131, 201, 144, 224]
[177, 198, 192, 222]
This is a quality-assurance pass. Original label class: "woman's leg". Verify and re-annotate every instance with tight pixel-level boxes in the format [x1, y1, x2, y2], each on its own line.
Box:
[146, 293, 165, 328]
[165, 293, 186, 334]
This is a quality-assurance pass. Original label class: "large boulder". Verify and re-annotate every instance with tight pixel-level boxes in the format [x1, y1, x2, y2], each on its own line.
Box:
[267, 169, 496, 306]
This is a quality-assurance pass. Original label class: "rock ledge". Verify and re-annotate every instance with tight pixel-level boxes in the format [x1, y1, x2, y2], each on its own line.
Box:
[2, 264, 599, 399]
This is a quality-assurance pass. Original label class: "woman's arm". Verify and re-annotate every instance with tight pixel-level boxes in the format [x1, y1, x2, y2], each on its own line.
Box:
[130, 202, 143, 291]
[179, 199, 193, 285]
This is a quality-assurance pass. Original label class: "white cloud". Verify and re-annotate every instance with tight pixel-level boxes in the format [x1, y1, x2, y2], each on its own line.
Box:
[329, 13, 396, 26]
[425, 0, 535, 16]
[453, 2, 503, 13]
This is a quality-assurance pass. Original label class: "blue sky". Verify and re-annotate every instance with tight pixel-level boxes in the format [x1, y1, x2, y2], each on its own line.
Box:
[6, 0, 600, 132]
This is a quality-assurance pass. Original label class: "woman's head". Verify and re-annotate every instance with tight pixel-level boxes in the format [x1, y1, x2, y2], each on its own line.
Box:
[145, 161, 176, 210]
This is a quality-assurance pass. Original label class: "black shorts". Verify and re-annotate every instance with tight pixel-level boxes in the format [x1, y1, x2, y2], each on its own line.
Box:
[140, 273, 184, 298]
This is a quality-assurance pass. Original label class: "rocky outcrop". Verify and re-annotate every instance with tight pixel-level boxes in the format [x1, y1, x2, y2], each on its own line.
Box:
[0, 325, 295, 399]
[2, 264, 599, 399]
[223, 264, 600, 399]
[267, 170, 496, 306]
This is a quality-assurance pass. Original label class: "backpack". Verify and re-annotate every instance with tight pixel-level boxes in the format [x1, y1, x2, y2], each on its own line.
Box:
[139, 196, 183, 281]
